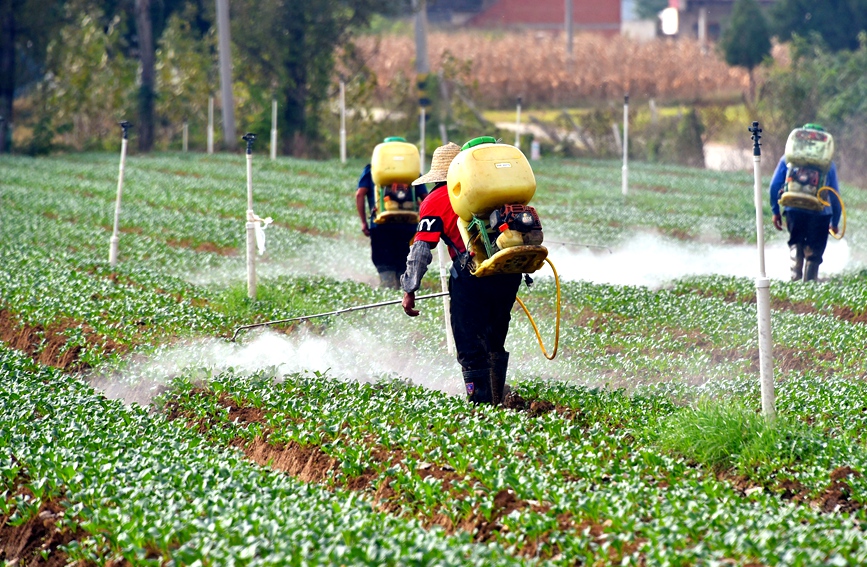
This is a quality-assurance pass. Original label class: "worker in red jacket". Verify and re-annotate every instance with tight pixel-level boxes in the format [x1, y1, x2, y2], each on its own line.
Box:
[400, 142, 522, 405]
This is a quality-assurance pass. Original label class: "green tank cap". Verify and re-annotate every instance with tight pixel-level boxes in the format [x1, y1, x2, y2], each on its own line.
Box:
[461, 136, 497, 151]
[803, 123, 825, 131]
[383, 136, 407, 143]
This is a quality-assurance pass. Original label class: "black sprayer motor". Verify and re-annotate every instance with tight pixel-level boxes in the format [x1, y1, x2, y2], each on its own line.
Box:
[488, 204, 544, 251]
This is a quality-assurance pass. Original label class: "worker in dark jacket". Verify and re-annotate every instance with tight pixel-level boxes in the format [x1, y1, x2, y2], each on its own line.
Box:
[356, 163, 427, 288]
[400, 142, 522, 405]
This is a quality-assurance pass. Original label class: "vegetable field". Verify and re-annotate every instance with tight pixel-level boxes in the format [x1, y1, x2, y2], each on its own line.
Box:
[4, 151, 867, 566]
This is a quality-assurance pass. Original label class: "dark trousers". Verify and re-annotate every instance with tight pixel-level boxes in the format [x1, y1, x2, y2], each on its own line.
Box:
[449, 267, 522, 371]
[369, 222, 416, 274]
[785, 209, 832, 264]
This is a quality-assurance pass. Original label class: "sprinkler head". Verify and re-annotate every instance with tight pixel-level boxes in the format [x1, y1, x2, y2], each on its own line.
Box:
[242, 133, 257, 154]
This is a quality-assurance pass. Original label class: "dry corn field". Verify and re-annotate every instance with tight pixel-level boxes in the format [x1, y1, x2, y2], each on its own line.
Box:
[355, 32, 752, 107]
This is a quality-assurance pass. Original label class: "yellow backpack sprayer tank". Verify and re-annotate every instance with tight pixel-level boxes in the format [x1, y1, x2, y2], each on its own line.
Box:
[779, 125, 835, 212]
[447, 136, 548, 277]
[371, 137, 421, 224]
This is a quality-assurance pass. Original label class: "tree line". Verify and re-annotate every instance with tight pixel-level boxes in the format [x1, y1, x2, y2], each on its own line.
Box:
[2, 0, 867, 170]
[0, 0, 403, 155]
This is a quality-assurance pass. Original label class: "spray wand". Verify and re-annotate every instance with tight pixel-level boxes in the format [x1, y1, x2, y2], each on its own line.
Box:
[231, 291, 449, 342]
[545, 240, 613, 254]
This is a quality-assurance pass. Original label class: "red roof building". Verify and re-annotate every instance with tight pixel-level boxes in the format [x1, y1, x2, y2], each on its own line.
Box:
[466, 0, 621, 35]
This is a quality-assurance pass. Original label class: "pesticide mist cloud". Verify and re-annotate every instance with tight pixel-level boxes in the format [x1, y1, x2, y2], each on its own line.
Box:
[536, 233, 854, 287]
[92, 324, 465, 406]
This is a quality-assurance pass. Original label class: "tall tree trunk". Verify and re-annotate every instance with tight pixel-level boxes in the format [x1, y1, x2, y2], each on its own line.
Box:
[0, 0, 15, 153]
[135, 0, 154, 152]
[215, 0, 236, 150]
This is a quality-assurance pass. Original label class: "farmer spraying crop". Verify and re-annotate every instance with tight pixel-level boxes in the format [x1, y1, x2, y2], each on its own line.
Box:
[769, 124, 844, 282]
[401, 139, 552, 405]
[356, 137, 427, 289]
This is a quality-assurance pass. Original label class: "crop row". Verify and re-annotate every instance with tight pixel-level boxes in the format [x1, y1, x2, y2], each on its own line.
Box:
[0, 345, 523, 566]
[157, 366, 867, 565]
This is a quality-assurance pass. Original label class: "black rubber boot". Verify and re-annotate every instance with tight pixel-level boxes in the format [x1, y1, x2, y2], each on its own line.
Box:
[790, 244, 804, 282]
[804, 260, 820, 282]
[463, 368, 492, 404]
[489, 351, 509, 406]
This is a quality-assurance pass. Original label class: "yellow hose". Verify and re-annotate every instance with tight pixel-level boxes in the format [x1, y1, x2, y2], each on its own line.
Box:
[515, 257, 561, 360]
[817, 186, 846, 240]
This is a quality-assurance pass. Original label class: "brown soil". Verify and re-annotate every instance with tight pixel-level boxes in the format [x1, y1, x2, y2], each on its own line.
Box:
[166, 238, 238, 256]
[695, 288, 867, 327]
[162, 389, 587, 558]
[0, 309, 123, 372]
[0, 483, 132, 567]
[724, 465, 862, 514]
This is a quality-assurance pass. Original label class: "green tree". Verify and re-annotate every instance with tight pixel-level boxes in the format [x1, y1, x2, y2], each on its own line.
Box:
[719, 0, 771, 103]
[41, 6, 137, 149]
[770, 0, 867, 52]
[0, 0, 64, 153]
[231, 0, 402, 156]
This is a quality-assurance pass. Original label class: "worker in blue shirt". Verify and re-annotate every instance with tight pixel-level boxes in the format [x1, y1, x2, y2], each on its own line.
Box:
[769, 126, 842, 282]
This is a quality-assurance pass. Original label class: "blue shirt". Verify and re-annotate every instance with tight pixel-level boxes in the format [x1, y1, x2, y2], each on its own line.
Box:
[769, 156, 841, 227]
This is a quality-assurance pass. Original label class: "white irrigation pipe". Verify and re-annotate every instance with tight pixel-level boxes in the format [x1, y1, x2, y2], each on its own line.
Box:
[436, 241, 455, 354]
[419, 106, 426, 173]
[182, 119, 188, 152]
[243, 133, 258, 300]
[750, 121, 775, 419]
[515, 96, 522, 149]
[339, 81, 347, 164]
[207, 96, 214, 154]
[622, 94, 629, 196]
[270, 99, 278, 161]
[109, 121, 131, 267]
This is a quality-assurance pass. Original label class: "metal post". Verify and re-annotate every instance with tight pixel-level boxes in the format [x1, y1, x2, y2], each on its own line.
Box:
[207, 96, 214, 154]
[565, 0, 573, 56]
[515, 96, 522, 149]
[182, 119, 188, 152]
[420, 107, 426, 173]
[339, 81, 347, 164]
[243, 133, 257, 300]
[750, 121, 775, 419]
[439, 122, 447, 146]
[436, 241, 455, 354]
[622, 94, 629, 196]
[109, 121, 132, 267]
[270, 99, 278, 161]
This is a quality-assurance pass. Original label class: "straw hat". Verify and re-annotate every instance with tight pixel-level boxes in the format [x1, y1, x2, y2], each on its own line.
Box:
[412, 142, 461, 186]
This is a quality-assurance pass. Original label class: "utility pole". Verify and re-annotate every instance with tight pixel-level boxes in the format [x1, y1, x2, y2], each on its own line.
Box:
[413, 0, 430, 171]
[215, 0, 236, 150]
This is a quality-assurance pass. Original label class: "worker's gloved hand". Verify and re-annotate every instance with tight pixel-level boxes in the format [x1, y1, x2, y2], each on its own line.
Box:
[402, 291, 419, 317]
[361, 222, 370, 237]
[772, 214, 783, 231]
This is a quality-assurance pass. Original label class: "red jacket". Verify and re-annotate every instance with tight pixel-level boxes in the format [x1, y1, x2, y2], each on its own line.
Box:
[414, 185, 466, 259]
